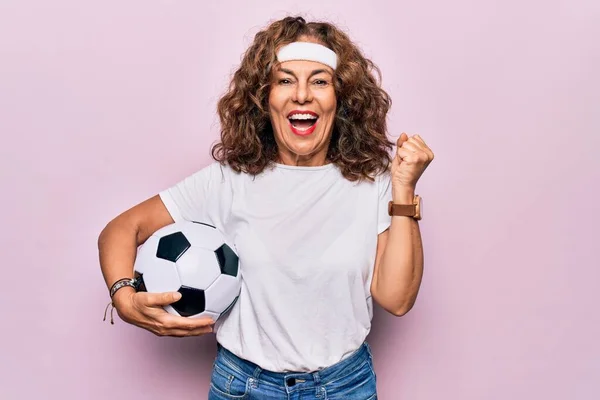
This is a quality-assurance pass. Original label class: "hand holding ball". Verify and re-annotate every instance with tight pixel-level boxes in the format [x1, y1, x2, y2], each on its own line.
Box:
[114, 221, 241, 337]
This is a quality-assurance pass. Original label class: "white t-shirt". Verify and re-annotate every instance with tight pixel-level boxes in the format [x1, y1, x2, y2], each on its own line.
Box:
[159, 161, 393, 372]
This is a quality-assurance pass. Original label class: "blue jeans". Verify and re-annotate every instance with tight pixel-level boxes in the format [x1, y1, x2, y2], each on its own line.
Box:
[208, 342, 378, 399]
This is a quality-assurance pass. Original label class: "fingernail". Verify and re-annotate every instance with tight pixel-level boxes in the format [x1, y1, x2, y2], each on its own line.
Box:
[173, 292, 182, 301]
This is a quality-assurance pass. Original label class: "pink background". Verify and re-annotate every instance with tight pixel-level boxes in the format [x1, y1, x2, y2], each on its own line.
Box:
[1, 1, 599, 399]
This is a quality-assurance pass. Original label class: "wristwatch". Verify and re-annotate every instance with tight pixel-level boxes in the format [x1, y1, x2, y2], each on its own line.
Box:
[388, 195, 422, 220]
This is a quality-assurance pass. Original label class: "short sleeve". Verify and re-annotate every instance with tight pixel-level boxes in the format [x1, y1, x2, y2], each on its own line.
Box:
[158, 162, 231, 228]
[377, 170, 393, 234]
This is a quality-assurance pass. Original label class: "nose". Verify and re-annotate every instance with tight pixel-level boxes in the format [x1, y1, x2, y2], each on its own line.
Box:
[292, 82, 312, 104]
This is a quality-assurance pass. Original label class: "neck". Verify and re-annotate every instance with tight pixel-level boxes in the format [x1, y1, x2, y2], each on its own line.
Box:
[276, 154, 330, 167]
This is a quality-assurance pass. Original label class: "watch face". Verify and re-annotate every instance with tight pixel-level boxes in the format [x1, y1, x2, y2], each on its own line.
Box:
[415, 195, 422, 219]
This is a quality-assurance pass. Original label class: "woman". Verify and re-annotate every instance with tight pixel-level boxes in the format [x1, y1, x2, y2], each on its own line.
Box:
[99, 16, 434, 400]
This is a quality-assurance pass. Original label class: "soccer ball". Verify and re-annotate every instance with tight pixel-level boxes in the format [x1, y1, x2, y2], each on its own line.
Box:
[133, 220, 241, 321]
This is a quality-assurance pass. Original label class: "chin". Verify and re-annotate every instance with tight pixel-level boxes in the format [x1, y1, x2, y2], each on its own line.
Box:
[285, 149, 316, 158]
[288, 138, 321, 151]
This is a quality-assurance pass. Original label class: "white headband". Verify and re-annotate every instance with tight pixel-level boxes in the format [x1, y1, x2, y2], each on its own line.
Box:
[276, 42, 338, 70]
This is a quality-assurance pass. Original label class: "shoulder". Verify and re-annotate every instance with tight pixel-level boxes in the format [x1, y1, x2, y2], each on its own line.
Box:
[199, 160, 260, 188]
[171, 161, 235, 191]
[193, 161, 236, 180]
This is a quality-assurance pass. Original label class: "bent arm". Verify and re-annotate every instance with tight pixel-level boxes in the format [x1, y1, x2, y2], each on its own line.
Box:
[98, 195, 174, 301]
[370, 188, 424, 316]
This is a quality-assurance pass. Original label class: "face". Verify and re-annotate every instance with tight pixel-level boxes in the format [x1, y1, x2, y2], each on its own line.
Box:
[268, 58, 337, 166]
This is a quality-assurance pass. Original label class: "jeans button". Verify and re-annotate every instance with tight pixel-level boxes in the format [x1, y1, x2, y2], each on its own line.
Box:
[286, 377, 296, 386]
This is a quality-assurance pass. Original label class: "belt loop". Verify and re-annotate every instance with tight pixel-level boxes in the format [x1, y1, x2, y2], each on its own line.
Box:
[312, 371, 321, 384]
[249, 366, 261, 389]
[313, 371, 323, 398]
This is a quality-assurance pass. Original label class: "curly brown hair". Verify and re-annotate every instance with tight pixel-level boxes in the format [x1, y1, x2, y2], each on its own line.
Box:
[211, 16, 394, 182]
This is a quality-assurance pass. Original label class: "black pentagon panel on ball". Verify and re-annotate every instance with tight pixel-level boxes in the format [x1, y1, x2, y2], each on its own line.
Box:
[214, 244, 239, 276]
[172, 286, 206, 317]
[156, 232, 191, 262]
[134, 272, 147, 292]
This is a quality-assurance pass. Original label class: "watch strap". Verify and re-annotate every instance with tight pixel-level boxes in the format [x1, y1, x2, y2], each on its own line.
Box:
[387, 195, 422, 220]
[388, 202, 417, 217]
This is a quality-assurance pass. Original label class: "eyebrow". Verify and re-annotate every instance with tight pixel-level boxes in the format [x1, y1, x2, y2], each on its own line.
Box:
[278, 68, 332, 78]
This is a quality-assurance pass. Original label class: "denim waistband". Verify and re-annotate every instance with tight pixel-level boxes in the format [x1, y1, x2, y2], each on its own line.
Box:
[215, 342, 373, 387]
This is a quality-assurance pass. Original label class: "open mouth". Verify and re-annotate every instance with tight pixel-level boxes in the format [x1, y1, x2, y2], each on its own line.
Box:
[287, 111, 319, 135]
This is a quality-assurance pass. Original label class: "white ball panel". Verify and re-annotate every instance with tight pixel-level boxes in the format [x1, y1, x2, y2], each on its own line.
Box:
[150, 220, 238, 255]
[133, 236, 160, 274]
[180, 222, 226, 251]
[175, 246, 221, 289]
[204, 274, 242, 314]
[139, 257, 181, 293]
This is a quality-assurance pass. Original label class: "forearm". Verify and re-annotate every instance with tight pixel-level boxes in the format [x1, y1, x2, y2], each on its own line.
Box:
[98, 220, 139, 291]
[373, 188, 424, 316]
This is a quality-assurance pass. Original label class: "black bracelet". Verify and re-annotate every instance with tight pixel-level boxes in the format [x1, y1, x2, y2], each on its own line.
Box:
[109, 278, 129, 295]
[109, 278, 137, 298]
[104, 277, 140, 325]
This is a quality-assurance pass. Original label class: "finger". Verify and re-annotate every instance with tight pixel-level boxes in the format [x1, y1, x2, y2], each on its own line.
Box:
[143, 291, 183, 307]
[412, 135, 435, 159]
[155, 325, 214, 337]
[412, 135, 427, 146]
[396, 132, 409, 146]
[400, 141, 422, 153]
[188, 325, 215, 336]
[181, 326, 214, 337]
[161, 315, 215, 330]
[396, 148, 420, 162]
[407, 136, 427, 149]
[399, 148, 431, 165]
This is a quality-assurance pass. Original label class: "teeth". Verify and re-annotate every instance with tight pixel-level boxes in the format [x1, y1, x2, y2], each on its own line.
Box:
[289, 113, 317, 120]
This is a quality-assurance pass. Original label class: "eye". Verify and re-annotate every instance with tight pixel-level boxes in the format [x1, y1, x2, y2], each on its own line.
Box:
[313, 79, 329, 86]
[278, 79, 293, 85]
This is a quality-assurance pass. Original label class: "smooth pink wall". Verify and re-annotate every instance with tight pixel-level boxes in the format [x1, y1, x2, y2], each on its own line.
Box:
[1, 1, 598, 399]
